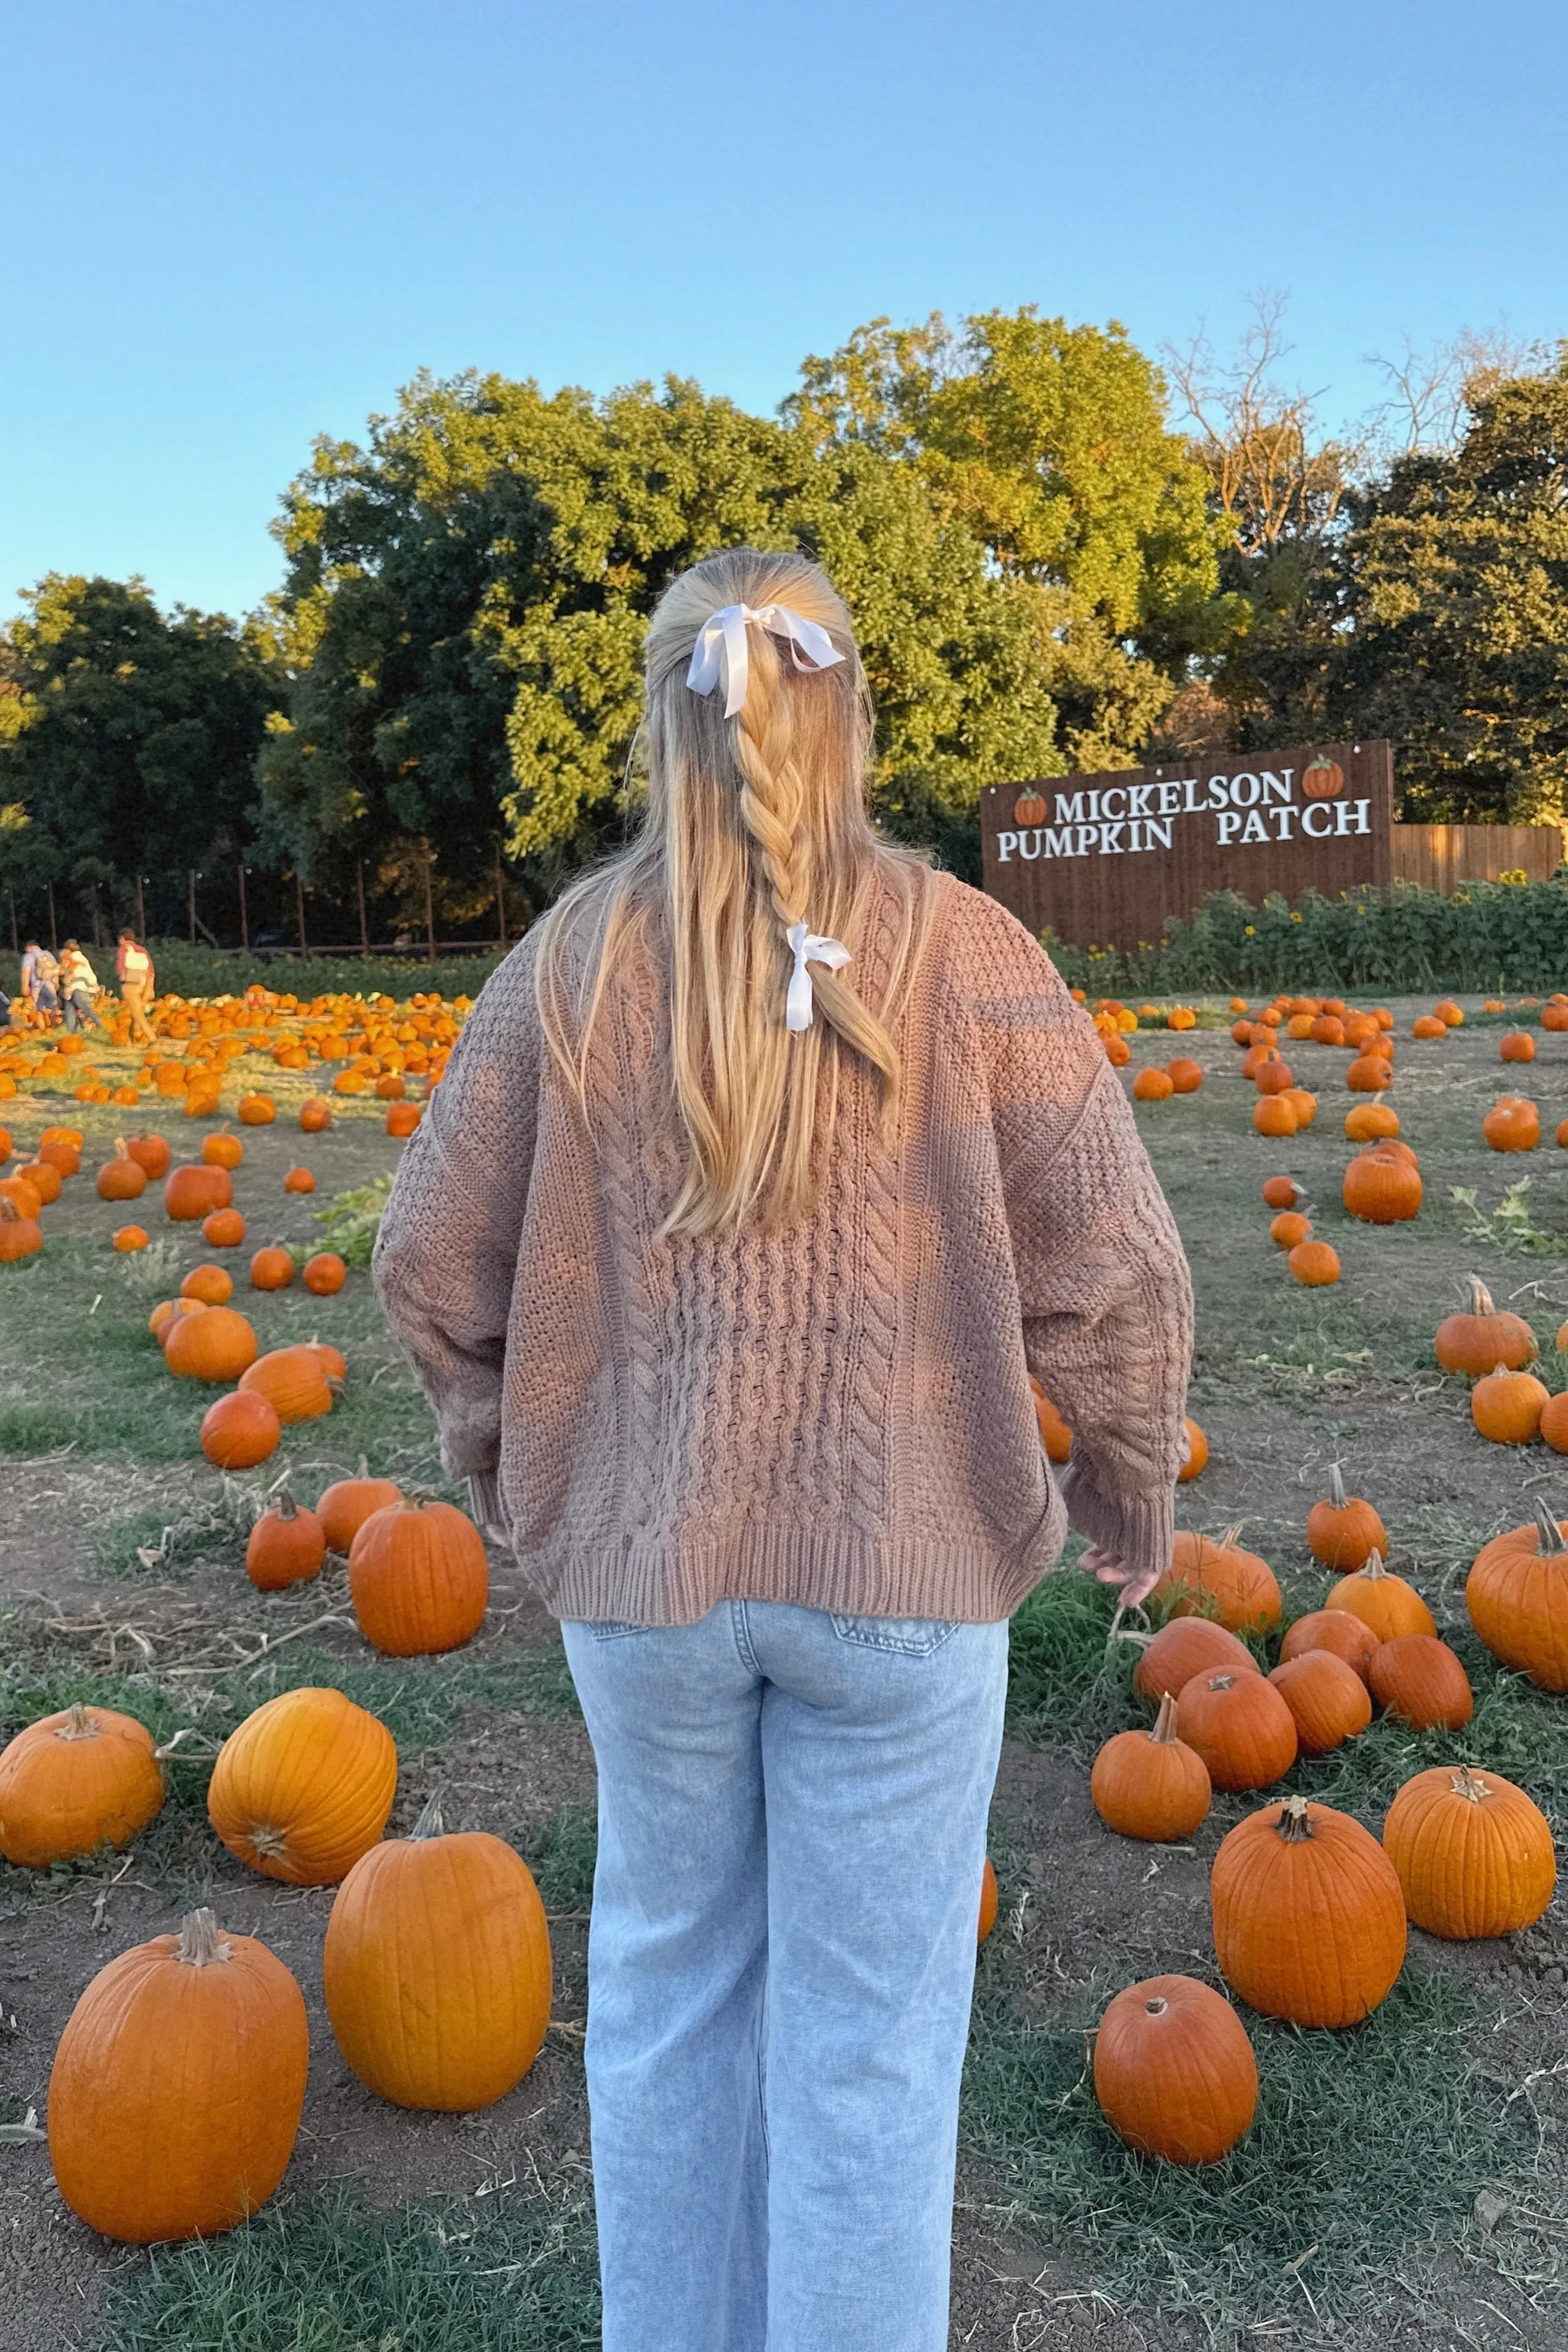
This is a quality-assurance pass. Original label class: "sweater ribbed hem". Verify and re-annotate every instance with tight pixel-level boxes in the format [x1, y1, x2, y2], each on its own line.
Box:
[1059, 1458, 1173, 1584]
[509, 1489, 1070, 1629]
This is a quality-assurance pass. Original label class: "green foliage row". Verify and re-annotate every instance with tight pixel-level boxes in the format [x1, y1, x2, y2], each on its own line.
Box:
[7, 938, 506, 1003]
[1045, 874, 1568, 995]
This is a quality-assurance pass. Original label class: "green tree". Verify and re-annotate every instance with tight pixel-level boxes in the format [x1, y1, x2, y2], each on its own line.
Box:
[259, 367, 1064, 896]
[788, 308, 1243, 768]
[1220, 355, 1568, 826]
[0, 575, 281, 930]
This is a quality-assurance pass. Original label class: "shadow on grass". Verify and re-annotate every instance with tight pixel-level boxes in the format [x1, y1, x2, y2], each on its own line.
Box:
[94, 2179, 600, 2351]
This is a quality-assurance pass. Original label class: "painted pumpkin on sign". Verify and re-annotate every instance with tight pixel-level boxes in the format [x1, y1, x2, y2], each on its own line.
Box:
[1013, 789, 1047, 827]
[1303, 754, 1344, 800]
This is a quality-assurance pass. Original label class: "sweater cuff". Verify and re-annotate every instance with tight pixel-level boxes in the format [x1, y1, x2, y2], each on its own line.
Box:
[1059, 1455, 1174, 1583]
[467, 1470, 505, 1536]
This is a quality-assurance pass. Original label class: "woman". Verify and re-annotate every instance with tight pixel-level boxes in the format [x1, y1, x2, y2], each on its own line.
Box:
[375, 548, 1192, 2352]
[115, 929, 156, 1045]
[59, 940, 105, 1033]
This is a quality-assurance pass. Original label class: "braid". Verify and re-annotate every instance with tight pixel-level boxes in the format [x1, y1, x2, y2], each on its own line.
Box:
[731, 633, 812, 932]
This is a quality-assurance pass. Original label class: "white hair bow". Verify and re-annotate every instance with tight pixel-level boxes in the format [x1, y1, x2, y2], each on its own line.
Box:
[785, 919, 850, 1033]
[686, 603, 845, 719]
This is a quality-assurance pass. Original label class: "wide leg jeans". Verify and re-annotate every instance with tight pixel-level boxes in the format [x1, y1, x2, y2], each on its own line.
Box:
[562, 1598, 1009, 2352]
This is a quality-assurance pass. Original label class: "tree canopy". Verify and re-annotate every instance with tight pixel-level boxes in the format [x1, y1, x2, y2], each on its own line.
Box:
[0, 574, 280, 925]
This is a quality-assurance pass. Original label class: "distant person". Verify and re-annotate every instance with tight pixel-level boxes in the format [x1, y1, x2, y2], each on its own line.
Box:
[19, 940, 59, 1024]
[59, 940, 106, 1033]
[374, 548, 1192, 2352]
[115, 929, 156, 1044]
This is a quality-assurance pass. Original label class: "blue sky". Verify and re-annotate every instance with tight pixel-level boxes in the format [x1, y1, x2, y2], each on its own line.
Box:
[3, 0, 1564, 621]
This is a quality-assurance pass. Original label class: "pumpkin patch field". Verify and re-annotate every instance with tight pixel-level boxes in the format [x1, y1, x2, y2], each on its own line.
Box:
[3, 982, 1568, 2351]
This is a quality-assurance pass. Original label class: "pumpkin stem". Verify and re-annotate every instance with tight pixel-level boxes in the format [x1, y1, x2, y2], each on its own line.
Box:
[247, 1823, 290, 1862]
[411, 1791, 447, 1840]
[1274, 1795, 1316, 1842]
[175, 1908, 232, 1968]
[1462, 1275, 1497, 1315]
[1219, 1522, 1243, 1552]
[1206, 1672, 1237, 1693]
[274, 1488, 298, 1522]
[1357, 1550, 1389, 1582]
[1143, 1996, 1169, 2016]
[1450, 1768, 1492, 1804]
[113, 1135, 129, 1160]
[1150, 1689, 1181, 1744]
[1534, 1499, 1568, 1555]
[355, 1456, 369, 1480]
[55, 1703, 100, 1742]
[1327, 1464, 1348, 1511]
[326, 1376, 347, 1399]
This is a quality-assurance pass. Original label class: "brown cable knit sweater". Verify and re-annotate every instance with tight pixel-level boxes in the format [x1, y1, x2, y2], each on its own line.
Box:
[373, 866, 1192, 1625]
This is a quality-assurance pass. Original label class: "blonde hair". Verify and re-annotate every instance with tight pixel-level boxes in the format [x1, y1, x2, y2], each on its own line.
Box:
[535, 548, 928, 1233]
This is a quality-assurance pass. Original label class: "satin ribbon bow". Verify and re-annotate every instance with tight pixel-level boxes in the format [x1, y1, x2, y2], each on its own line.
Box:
[686, 603, 845, 719]
[785, 919, 850, 1033]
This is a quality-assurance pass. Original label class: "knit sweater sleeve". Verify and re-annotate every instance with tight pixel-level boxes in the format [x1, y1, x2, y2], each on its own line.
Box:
[953, 888, 1194, 1582]
[372, 936, 544, 1524]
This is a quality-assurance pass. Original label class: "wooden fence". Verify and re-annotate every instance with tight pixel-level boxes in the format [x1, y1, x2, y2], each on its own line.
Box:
[1390, 825, 1562, 893]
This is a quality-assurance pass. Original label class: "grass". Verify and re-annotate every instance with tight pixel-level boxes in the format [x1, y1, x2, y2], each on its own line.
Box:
[524, 1801, 599, 1913]
[963, 1967, 1555, 2340]
[96, 2181, 600, 2352]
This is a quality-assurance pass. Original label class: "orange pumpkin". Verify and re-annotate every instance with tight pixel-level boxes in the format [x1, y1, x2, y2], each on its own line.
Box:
[239, 1343, 341, 1423]
[1345, 1054, 1392, 1092]
[1165, 1058, 1202, 1095]
[0, 1199, 42, 1263]
[1090, 1691, 1212, 1839]
[1261, 1175, 1301, 1210]
[1342, 1144, 1421, 1224]
[164, 1305, 259, 1385]
[978, 1855, 998, 1944]
[298, 1099, 333, 1132]
[1305, 1465, 1387, 1571]
[302, 1251, 347, 1296]
[1211, 1796, 1406, 2026]
[202, 1206, 247, 1249]
[1278, 1608, 1379, 1683]
[164, 1163, 232, 1222]
[317, 1468, 405, 1555]
[1382, 1766, 1555, 1940]
[237, 1093, 277, 1125]
[181, 1263, 234, 1306]
[1500, 1029, 1536, 1062]
[1344, 1101, 1400, 1142]
[1302, 754, 1344, 800]
[1152, 1527, 1282, 1635]
[348, 1497, 490, 1656]
[207, 1686, 398, 1884]
[199, 1389, 281, 1470]
[1472, 1363, 1549, 1444]
[1435, 1276, 1537, 1377]
[47, 1908, 309, 2242]
[0, 1703, 164, 1867]
[112, 1224, 150, 1253]
[1175, 1668, 1297, 1792]
[1132, 1068, 1174, 1101]
[1253, 1095, 1297, 1137]
[1367, 1635, 1474, 1731]
[201, 1132, 244, 1170]
[1093, 1975, 1257, 2165]
[1132, 1616, 1260, 1702]
[283, 1165, 316, 1193]
[1177, 1417, 1208, 1482]
[1266, 1650, 1371, 1754]
[1029, 1377, 1072, 1464]
[323, 1793, 552, 2111]
[1465, 1501, 1568, 1689]
[1325, 1553, 1437, 1641]
[1288, 1239, 1340, 1286]
[1482, 1095, 1540, 1152]
[246, 1491, 327, 1592]
[1270, 1211, 1311, 1249]
[125, 1133, 171, 1178]
[96, 1139, 148, 1202]
[386, 1101, 423, 1136]
[249, 1244, 296, 1291]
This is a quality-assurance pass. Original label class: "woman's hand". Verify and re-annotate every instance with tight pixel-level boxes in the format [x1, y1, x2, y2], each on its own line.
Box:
[1082, 1546, 1163, 1610]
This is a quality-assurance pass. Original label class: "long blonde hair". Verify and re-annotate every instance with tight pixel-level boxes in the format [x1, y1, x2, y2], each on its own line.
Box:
[535, 548, 927, 1233]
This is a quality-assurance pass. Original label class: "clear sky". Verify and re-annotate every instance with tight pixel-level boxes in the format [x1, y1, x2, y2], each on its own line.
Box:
[3, 0, 1565, 622]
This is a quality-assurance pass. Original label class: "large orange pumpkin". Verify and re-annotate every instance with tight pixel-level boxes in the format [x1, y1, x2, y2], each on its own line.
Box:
[125, 1132, 171, 1179]
[48, 1909, 308, 2242]
[1210, 1796, 1406, 2027]
[1482, 1095, 1540, 1152]
[1465, 1501, 1568, 1689]
[207, 1686, 398, 1885]
[1342, 1145, 1421, 1224]
[1278, 1608, 1379, 1683]
[348, 1497, 490, 1656]
[0, 1703, 164, 1867]
[1367, 1635, 1474, 1731]
[1151, 1526, 1282, 1635]
[302, 1251, 347, 1296]
[1382, 1766, 1555, 1940]
[199, 1388, 281, 1470]
[323, 1794, 552, 2110]
[1093, 1975, 1257, 2165]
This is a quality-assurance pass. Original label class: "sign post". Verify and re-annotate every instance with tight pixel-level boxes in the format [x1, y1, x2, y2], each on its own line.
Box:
[979, 741, 1394, 951]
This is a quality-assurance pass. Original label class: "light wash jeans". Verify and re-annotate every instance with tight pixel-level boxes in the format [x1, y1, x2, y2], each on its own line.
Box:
[561, 1598, 1010, 2352]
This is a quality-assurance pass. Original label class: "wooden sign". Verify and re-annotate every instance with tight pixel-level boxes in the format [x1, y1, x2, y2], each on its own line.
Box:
[980, 741, 1394, 952]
